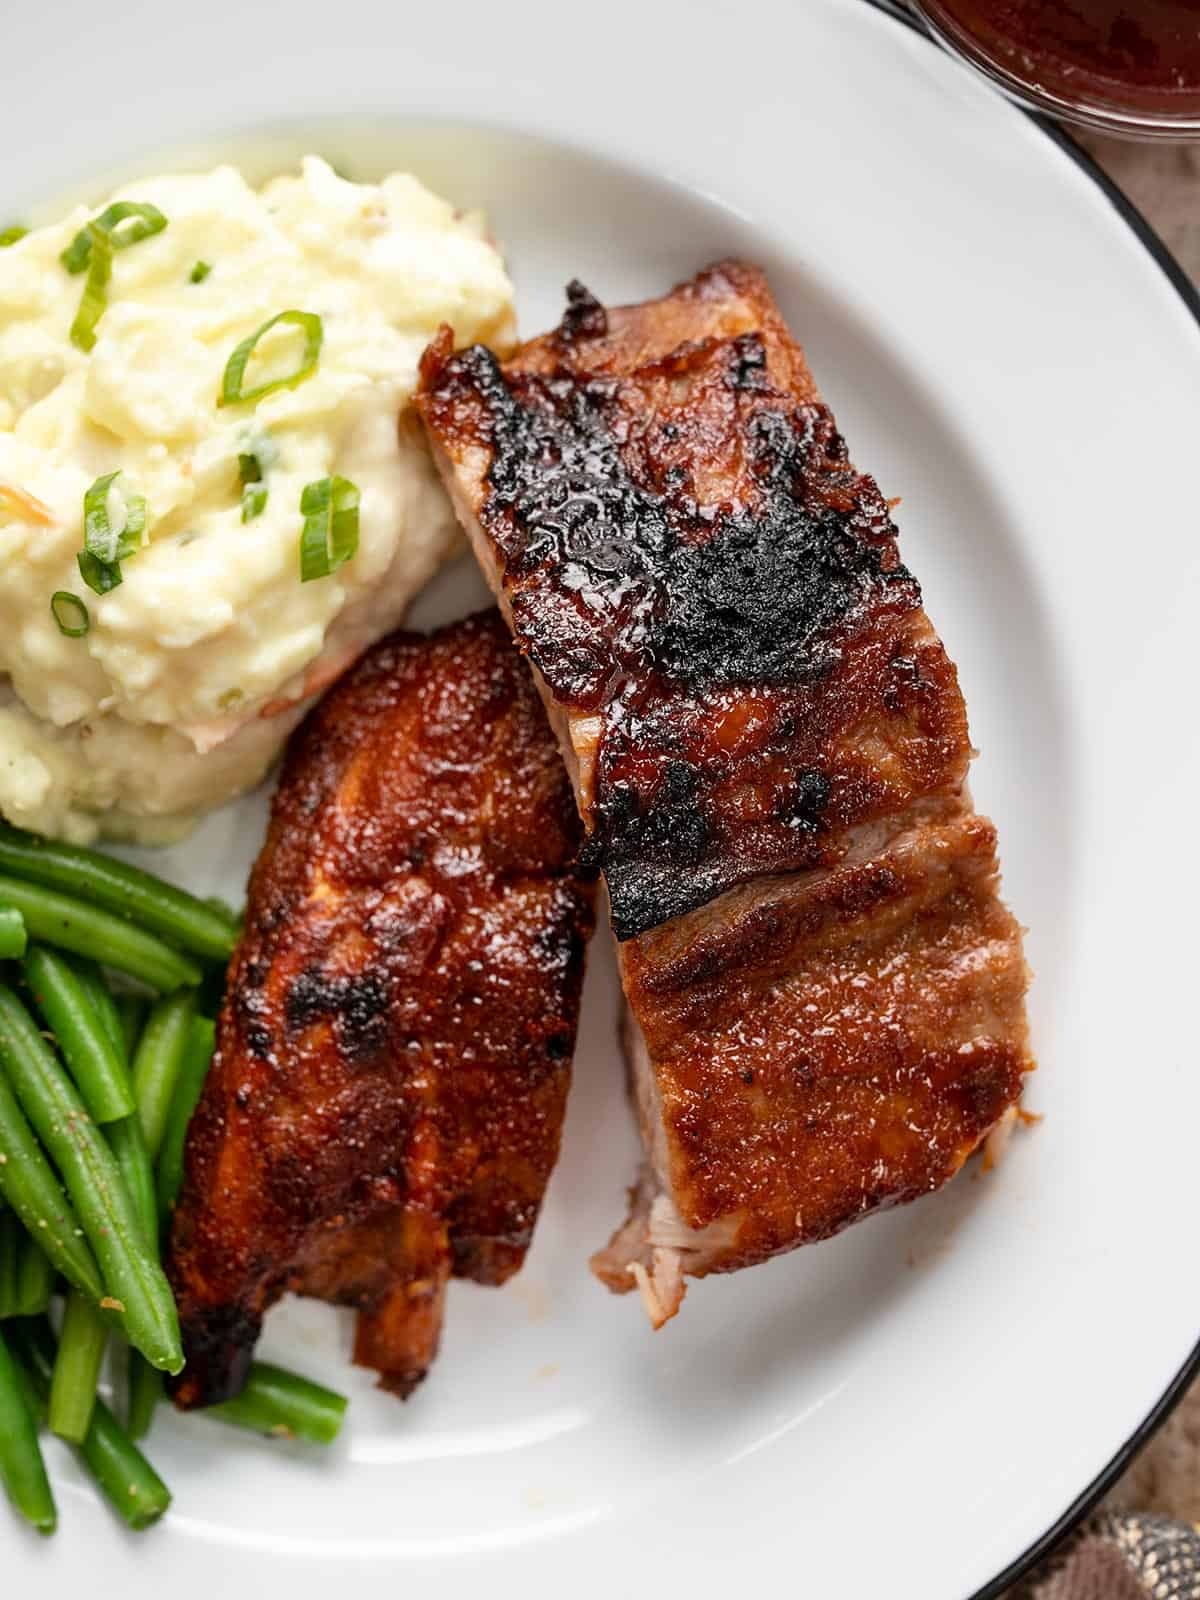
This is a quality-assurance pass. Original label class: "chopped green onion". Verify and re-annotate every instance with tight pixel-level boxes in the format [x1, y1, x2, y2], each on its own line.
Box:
[242, 483, 268, 521]
[0, 226, 28, 248]
[76, 551, 119, 595]
[237, 451, 268, 521]
[299, 475, 360, 582]
[77, 470, 146, 594]
[68, 222, 112, 353]
[60, 201, 168, 275]
[219, 310, 323, 407]
[50, 591, 90, 638]
[189, 260, 212, 284]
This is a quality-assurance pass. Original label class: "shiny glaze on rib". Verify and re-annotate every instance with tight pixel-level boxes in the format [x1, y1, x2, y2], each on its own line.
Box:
[621, 803, 1030, 1266]
[167, 612, 595, 1406]
[418, 263, 968, 939]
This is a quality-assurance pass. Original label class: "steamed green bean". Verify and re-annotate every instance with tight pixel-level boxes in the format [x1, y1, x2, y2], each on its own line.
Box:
[23, 946, 134, 1123]
[0, 904, 26, 961]
[0, 984, 181, 1372]
[0, 876, 201, 992]
[0, 1327, 56, 1533]
[49, 1290, 107, 1444]
[13, 1319, 169, 1530]
[132, 991, 196, 1160]
[0, 1060, 103, 1300]
[0, 825, 237, 964]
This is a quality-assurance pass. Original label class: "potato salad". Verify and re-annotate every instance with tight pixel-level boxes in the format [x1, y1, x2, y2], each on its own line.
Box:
[0, 157, 515, 842]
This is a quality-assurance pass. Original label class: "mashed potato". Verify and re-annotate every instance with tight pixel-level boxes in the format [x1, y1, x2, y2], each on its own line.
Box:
[0, 157, 514, 842]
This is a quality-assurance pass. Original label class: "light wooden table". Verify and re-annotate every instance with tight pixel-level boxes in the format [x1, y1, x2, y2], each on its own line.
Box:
[1075, 134, 1200, 285]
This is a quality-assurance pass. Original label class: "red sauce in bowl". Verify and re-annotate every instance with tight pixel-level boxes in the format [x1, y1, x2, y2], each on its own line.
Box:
[915, 0, 1200, 130]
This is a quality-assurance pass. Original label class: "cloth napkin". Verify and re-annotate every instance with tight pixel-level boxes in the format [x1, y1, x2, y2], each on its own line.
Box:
[1012, 1513, 1200, 1599]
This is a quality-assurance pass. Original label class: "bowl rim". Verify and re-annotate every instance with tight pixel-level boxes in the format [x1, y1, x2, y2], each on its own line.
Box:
[906, 0, 1200, 140]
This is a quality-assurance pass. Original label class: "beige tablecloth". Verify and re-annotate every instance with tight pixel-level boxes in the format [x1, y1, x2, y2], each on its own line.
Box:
[1003, 132, 1200, 1599]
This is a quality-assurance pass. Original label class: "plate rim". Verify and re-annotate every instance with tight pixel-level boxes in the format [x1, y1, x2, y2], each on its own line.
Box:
[861, 8, 1200, 1592]
[2, 3, 1196, 1588]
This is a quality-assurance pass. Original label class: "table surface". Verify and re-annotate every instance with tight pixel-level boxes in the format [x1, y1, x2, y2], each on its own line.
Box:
[1075, 133, 1200, 283]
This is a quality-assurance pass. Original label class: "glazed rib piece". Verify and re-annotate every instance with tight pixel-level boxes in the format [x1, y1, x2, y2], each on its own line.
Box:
[167, 612, 594, 1404]
[418, 263, 1033, 1324]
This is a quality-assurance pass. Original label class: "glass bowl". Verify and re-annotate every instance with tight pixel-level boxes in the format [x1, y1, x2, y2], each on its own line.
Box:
[908, 0, 1200, 140]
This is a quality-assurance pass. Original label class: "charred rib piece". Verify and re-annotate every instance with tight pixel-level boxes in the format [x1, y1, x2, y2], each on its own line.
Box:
[167, 612, 595, 1404]
[419, 263, 1033, 1324]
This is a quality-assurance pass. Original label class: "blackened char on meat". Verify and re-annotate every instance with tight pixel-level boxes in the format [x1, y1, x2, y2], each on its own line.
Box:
[419, 263, 962, 939]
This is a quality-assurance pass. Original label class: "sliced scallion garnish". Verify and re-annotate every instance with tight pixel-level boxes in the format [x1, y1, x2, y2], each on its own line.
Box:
[68, 222, 113, 352]
[298, 475, 359, 582]
[220, 311, 323, 407]
[237, 444, 271, 522]
[77, 470, 146, 594]
[50, 592, 90, 638]
[60, 201, 168, 275]
[0, 225, 28, 248]
[189, 260, 212, 284]
[242, 483, 268, 522]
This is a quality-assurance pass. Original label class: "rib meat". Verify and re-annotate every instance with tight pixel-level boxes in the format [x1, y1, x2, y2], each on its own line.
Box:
[418, 262, 1034, 1324]
[167, 611, 595, 1404]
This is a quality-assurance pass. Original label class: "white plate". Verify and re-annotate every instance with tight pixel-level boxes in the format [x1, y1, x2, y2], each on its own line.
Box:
[4, 2, 1199, 1596]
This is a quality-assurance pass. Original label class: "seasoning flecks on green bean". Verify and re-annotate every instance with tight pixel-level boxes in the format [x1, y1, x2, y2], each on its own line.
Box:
[0, 824, 237, 963]
[0, 1060, 103, 1300]
[70, 956, 129, 1062]
[12, 1319, 170, 1530]
[203, 1361, 347, 1446]
[0, 875, 201, 993]
[0, 984, 182, 1373]
[23, 946, 134, 1124]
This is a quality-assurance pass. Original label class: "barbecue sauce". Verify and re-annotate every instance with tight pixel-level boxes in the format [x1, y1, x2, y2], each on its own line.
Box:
[923, 0, 1200, 115]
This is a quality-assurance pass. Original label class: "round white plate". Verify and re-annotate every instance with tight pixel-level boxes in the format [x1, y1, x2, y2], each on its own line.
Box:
[3, 2, 1199, 1596]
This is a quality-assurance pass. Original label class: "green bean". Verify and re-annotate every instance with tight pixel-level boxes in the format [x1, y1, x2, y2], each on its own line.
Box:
[22, 947, 134, 1124]
[12, 1320, 170, 1530]
[0, 1209, 18, 1317]
[0, 1327, 56, 1533]
[72, 973, 159, 1243]
[205, 1361, 347, 1444]
[100, 986, 159, 1310]
[117, 993, 147, 1062]
[0, 984, 181, 1372]
[0, 825, 237, 964]
[71, 958, 128, 1061]
[126, 1351, 161, 1442]
[0, 903, 26, 961]
[0, 876, 201, 993]
[132, 991, 195, 1161]
[128, 1014, 216, 1442]
[0, 1058, 103, 1300]
[156, 1015, 215, 1221]
[12, 1233, 54, 1318]
[108, 1115, 157, 1244]
[49, 1290, 108, 1443]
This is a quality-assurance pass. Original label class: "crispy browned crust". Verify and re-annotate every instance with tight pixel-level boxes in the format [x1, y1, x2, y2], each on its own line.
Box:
[166, 611, 595, 1406]
[619, 800, 1031, 1272]
[418, 261, 968, 941]
[420, 264, 1033, 1303]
